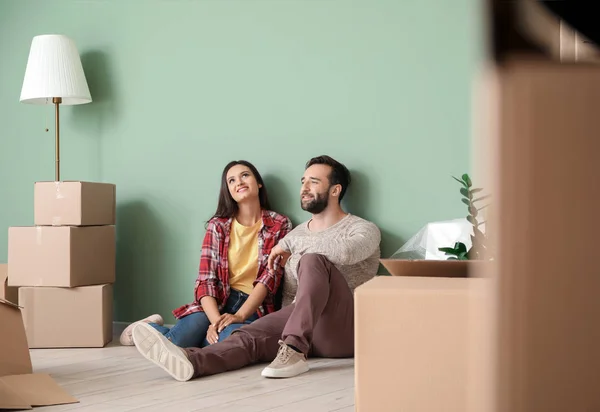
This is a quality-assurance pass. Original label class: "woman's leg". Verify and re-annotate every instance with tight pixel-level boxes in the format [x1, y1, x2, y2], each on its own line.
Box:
[200, 289, 256, 347]
[163, 312, 211, 348]
[148, 323, 171, 335]
[214, 312, 259, 343]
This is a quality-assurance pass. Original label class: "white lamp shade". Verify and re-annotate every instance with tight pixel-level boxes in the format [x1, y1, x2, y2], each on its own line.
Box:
[20, 34, 92, 105]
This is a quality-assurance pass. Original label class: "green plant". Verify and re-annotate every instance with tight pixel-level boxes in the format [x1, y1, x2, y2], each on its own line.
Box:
[438, 173, 490, 260]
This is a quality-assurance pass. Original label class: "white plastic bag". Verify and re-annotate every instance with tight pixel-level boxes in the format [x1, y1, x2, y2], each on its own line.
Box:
[390, 218, 474, 260]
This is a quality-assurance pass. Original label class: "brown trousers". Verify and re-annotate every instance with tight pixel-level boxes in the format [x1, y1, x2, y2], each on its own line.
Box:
[184, 253, 355, 378]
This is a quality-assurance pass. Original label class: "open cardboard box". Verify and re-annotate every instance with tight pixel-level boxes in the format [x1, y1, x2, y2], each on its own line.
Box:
[0, 299, 78, 410]
[380, 259, 470, 278]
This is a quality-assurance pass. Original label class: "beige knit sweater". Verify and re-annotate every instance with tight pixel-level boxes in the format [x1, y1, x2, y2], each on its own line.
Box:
[278, 214, 381, 307]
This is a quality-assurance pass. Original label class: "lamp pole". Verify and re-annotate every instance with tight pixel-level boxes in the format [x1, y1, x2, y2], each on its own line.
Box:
[53, 97, 62, 181]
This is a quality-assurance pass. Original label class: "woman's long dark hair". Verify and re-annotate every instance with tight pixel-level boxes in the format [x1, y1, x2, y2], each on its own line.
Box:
[211, 160, 271, 220]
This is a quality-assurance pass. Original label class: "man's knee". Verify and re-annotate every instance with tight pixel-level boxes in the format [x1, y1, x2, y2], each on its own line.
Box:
[298, 253, 330, 269]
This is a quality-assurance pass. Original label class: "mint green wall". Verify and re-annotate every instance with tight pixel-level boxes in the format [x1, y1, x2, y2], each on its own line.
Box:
[0, 0, 480, 322]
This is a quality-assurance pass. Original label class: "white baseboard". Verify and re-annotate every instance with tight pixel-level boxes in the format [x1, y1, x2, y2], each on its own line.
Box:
[112, 322, 128, 336]
[113, 321, 174, 336]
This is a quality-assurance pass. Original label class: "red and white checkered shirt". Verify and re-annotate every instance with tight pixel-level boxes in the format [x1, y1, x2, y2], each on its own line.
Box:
[172, 209, 292, 320]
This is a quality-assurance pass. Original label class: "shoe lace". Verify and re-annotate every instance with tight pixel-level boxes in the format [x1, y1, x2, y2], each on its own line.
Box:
[275, 340, 293, 364]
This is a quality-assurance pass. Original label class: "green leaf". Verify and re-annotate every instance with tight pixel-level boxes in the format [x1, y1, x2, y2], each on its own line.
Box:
[454, 242, 467, 253]
[452, 176, 468, 188]
[460, 187, 469, 198]
[469, 206, 478, 218]
[447, 257, 458, 260]
[462, 173, 472, 187]
[473, 194, 491, 203]
[438, 247, 458, 253]
[462, 198, 470, 206]
[471, 188, 483, 194]
[467, 215, 475, 224]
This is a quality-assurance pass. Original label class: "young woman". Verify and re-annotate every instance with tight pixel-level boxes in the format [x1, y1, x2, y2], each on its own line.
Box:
[120, 160, 292, 348]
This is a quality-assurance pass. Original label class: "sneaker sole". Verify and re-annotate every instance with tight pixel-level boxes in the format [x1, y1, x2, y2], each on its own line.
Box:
[132, 322, 194, 382]
[261, 362, 310, 378]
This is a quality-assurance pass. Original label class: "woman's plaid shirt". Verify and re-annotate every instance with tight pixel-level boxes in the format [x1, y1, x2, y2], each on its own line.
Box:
[172, 209, 292, 320]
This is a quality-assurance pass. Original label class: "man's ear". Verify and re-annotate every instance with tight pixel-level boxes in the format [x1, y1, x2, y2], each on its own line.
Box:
[331, 184, 342, 197]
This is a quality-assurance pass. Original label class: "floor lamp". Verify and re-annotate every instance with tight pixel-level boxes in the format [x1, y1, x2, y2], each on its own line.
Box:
[19, 34, 92, 182]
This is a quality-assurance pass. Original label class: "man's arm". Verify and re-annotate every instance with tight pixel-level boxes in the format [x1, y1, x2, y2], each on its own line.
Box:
[313, 221, 381, 266]
[275, 229, 294, 254]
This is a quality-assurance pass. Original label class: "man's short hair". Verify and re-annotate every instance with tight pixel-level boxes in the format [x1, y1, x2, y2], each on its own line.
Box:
[305, 155, 351, 202]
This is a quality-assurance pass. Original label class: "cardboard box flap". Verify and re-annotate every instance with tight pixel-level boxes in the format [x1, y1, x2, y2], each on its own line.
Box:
[0, 301, 32, 377]
[0, 380, 31, 410]
[0, 265, 18, 305]
[0, 374, 78, 409]
[0, 298, 21, 310]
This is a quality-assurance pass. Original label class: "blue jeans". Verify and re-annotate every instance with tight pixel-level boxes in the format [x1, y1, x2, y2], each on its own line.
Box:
[149, 289, 258, 348]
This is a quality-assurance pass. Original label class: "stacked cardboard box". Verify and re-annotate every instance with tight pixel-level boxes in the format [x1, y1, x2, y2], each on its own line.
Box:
[7, 181, 116, 348]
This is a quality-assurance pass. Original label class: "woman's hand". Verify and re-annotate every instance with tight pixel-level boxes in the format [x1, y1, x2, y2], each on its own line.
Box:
[215, 313, 245, 332]
[206, 324, 219, 345]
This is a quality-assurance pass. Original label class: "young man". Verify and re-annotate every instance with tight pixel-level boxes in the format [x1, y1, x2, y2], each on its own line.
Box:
[132, 155, 381, 381]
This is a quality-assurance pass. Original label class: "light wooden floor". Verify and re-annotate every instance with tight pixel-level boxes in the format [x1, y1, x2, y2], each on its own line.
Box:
[30, 338, 355, 412]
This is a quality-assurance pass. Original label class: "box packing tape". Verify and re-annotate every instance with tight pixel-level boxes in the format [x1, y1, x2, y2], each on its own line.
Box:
[35, 226, 42, 246]
[54, 181, 65, 199]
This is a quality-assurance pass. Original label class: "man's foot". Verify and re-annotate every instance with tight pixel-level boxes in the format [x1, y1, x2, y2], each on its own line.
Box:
[261, 340, 309, 378]
[119, 314, 164, 346]
[132, 322, 194, 382]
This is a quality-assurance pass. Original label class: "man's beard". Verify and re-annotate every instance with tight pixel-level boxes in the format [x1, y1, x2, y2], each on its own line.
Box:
[301, 191, 329, 214]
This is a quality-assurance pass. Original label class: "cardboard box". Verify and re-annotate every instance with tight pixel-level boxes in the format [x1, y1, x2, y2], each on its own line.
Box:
[355, 276, 484, 412]
[34, 181, 116, 226]
[8, 225, 115, 287]
[19, 284, 113, 348]
[485, 59, 600, 412]
[0, 299, 78, 409]
[0, 264, 18, 305]
[380, 259, 469, 278]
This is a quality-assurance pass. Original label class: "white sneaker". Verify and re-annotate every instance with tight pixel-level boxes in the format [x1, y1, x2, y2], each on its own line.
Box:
[261, 340, 310, 378]
[132, 322, 194, 382]
[119, 314, 164, 346]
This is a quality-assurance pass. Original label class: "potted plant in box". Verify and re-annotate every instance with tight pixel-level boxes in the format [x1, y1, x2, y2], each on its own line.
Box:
[379, 173, 492, 277]
[438, 173, 492, 261]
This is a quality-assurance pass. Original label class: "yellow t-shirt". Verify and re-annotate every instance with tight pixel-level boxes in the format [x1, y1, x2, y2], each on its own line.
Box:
[228, 218, 261, 294]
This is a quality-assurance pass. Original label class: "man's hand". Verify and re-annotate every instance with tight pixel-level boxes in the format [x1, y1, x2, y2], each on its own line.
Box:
[206, 324, 219, 345]
[268, 244, 291, 272]
[215, 313, 245, 332]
